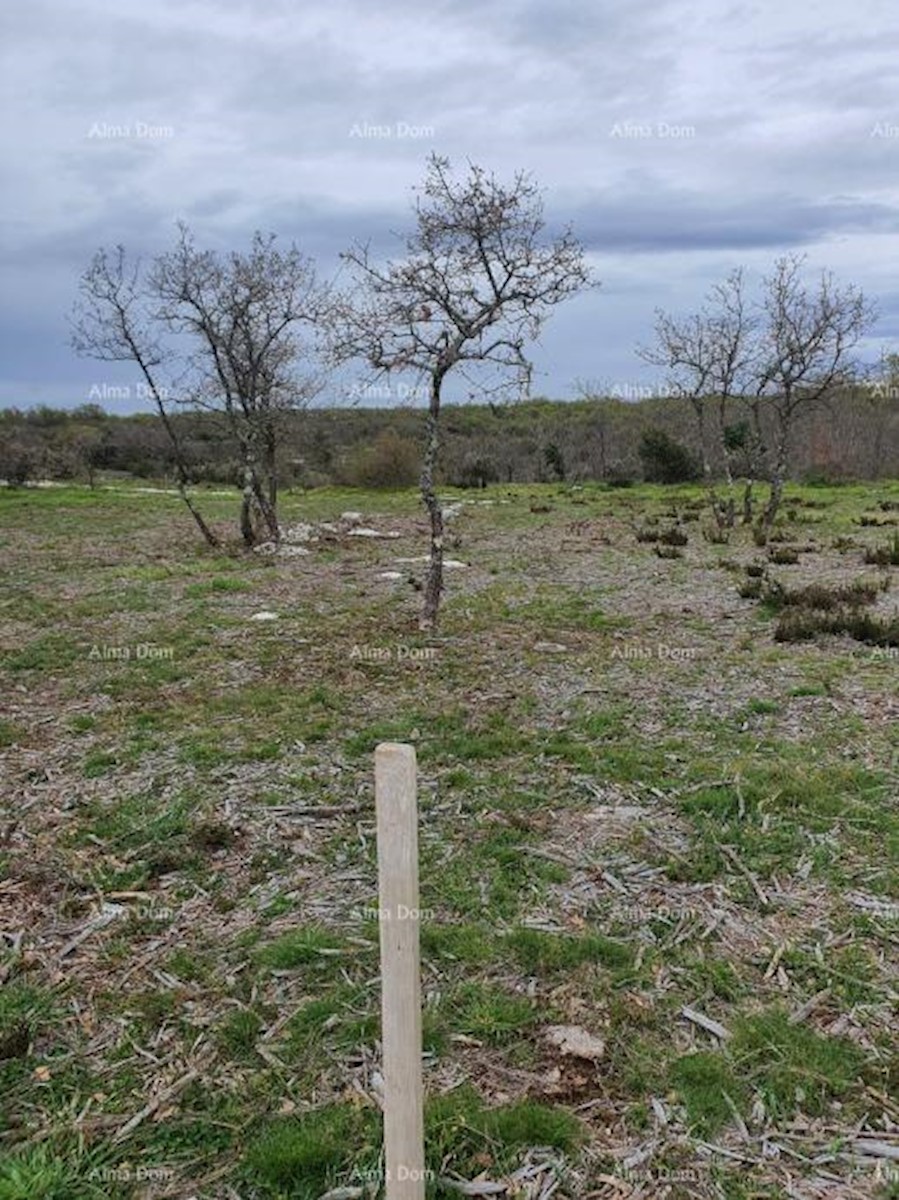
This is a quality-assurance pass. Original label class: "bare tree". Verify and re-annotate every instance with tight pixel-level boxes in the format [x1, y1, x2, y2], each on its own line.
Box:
[71, 246, 219, 546]
[637, 257, 876, 533]
[150, 226, 326, 545]
[638, 269, 754, 528]
[72, 226, 328, 547]
[333, 155, 592, 629]
[752, 254, 875, 533]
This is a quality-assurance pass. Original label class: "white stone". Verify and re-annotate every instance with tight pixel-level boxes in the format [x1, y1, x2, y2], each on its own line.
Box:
[283, 523, 316, 543]
[544, 1024, 605, 1061]
[394, 556, 467, 568]
[250, 611, 279, 621]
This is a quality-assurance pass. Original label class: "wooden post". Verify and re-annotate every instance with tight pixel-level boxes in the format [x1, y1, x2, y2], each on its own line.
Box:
[375, 743, 425, 1199]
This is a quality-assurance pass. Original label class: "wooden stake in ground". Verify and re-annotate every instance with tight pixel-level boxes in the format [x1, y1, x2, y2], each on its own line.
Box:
[375, 743, 426, 1199]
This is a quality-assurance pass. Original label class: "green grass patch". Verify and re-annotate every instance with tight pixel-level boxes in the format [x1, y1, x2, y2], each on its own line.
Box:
[733, 1008, 867, 1118]
[504, 927, 632, 975]
[669, 1051, 747, 1136]
[243, 1105, 379, 1198]
[255, 926, 346, 970]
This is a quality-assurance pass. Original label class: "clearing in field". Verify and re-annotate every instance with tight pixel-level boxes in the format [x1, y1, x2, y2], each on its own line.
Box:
[1, 480, 898, 1199]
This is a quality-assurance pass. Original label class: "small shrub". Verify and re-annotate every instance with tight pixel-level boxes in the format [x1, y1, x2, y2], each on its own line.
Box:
[774, 609, 829, 642]
[638, 428, 701, 484]
[702, 523, 729, 543]
[738, 577, 763, 599]
[652, 523, 686, 547]
[655, 544, 683, 559]
[543, 442, 566, 481]
[863, 532, 899, 566]
[745, 563, 766, 578]
[635, 527, 660, 544]
[766, 579, 881, 612]
[775, 607, 899, 645]
[859, 514, 898, 527]
[768, 547, 799, 565]
[802, 464, 851, 486]
[343, 430, 420, 489]
[659, 526, 688, 546]
[453, 455, 499, 489]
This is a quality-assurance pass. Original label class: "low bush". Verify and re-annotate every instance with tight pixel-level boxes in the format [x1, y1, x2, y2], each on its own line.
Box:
[342, 430, 420, 489]
[659, 527, 689, 546]
[863, 532, 899, 566]
[768, 547, 799, 565]
[638, 428, 701, 484]
[765, 579, 883, 612]
[635, 527, 660, 544]
[775, 608, 899, 645]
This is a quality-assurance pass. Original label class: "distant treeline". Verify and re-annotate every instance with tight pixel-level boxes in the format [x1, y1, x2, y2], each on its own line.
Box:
[2, 389, 898, 488]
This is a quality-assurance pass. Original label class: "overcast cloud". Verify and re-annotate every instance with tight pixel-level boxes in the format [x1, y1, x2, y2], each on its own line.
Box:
[1, 0, 897, 411]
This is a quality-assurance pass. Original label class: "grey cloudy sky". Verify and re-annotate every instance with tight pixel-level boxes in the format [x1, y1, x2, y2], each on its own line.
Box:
[1, 0, 897, 411]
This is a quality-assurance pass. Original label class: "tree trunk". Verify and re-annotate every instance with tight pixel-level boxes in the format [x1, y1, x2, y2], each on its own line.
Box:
[241, 433, 279, 544]
[240, 463, 256, 547]
[762, 430, 789, 533]
[420, 376, 444, 632]
[264, 421, 278, 512]
[741, 479, 754, 524]
[715, 403, 737, 527]
[252, 472, 280, 542]
[693, 397, 727, 531]
[132, 357, 218, 548]
[763, 469, 785, 532]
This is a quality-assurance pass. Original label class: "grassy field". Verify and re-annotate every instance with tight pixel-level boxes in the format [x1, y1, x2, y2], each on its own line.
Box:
[1, 478, 898, 1200]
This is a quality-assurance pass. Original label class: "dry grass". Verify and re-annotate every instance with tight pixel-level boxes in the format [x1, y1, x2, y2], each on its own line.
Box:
[1, 479, 898, 1199]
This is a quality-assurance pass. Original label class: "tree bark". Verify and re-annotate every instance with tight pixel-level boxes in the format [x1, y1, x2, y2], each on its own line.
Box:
[264, 419, 278, 512]
[762, 423, 790, 533]
[238, 432, 279, 545]
[420, 375, 444, 631]
[741, 479, 754, 525]
[128, 340, 219, 548]
[240, 462, 256, 547]
[763, 466, 785, 532]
